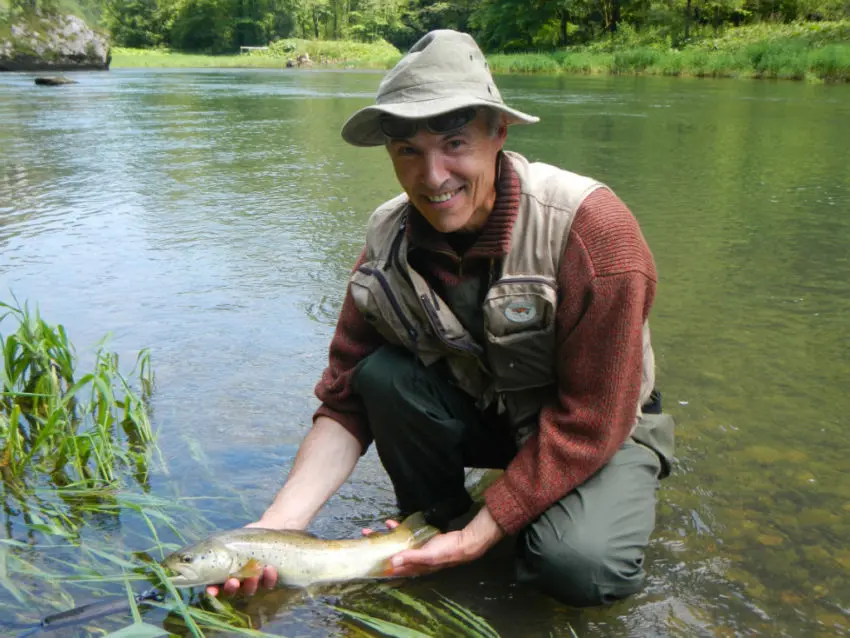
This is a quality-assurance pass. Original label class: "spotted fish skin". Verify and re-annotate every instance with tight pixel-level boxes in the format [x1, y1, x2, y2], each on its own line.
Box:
[162, 512, 439, 588]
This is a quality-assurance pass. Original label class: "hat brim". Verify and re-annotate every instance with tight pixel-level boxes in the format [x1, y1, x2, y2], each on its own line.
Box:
[341, 96, 539, 147]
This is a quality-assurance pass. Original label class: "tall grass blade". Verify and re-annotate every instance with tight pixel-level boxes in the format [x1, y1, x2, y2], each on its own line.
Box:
[103, 623, 170, 638]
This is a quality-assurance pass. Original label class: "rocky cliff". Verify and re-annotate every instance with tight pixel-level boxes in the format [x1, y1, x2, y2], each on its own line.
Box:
[0, 13, 110, 71]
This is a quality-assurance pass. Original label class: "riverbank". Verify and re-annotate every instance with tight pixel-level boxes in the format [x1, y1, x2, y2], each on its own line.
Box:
[490, 22, 850, 82]
[111, 37, 401, 70]
[110, 22, 850, 82]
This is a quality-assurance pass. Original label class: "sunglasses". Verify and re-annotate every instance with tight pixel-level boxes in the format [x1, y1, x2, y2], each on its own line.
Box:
[379, 107, 478, 139]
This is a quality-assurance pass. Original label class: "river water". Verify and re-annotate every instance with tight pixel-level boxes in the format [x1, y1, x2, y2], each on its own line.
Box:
[1, 68, 849, 637]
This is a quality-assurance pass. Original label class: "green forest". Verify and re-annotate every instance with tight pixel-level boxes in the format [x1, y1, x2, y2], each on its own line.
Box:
[3, 0, 849, 53]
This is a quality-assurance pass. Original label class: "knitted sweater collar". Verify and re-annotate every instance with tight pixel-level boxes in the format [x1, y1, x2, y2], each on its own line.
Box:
[406, 151, 521, 260]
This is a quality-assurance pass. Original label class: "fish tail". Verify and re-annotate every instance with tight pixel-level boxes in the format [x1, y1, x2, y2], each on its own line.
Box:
[399, 511, 440, 546]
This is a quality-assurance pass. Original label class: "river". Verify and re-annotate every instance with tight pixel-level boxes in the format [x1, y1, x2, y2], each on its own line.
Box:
[1, 68, 849, 636]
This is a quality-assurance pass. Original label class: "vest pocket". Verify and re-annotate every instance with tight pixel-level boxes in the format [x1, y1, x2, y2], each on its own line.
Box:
[483, 279, 557, 390]
[486, 328, 556, 390]
[350, 265, 420, 348]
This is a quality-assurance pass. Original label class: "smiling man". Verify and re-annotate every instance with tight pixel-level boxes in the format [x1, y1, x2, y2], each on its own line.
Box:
[211, 29, 675, 607]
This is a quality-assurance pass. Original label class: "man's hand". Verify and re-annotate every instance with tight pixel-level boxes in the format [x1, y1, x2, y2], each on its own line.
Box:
[368, 506, 505, 578]
[205, 417, 361, 598]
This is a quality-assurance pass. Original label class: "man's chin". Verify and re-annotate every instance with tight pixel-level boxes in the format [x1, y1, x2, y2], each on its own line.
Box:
[421, 210, 474, 234]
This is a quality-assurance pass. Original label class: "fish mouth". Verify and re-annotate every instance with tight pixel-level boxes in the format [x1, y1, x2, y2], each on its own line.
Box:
[165, 563, 201, 586]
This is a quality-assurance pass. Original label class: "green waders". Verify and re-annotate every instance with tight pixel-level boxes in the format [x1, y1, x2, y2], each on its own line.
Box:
[353, 345, 666, 608]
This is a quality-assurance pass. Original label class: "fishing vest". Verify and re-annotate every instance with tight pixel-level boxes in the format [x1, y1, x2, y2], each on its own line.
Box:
[350, 151, 674, 473]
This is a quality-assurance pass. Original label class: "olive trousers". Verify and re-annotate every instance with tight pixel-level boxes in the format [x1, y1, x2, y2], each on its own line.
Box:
[352, 346, 663, 607]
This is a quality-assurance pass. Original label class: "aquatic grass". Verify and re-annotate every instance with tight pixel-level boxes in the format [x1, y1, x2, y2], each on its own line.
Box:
[146, 562, 278, 637]
[100, 580, 168, 638]
[336, 588, 502, 638]
[0, 299, 286, 637]
[0, 299, 155, 487]
[0, 492, 273, 636]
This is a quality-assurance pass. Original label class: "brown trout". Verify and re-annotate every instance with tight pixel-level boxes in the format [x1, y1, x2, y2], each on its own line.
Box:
[162, 512, 439, 588]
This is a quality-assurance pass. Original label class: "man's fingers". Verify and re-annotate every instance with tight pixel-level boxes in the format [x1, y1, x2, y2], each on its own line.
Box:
[221, 577, 242, 596]
[205, 568, 275, 598]
[262, 566, 278, 589]
[243, 575, 261, 596]
[394, 548, 441, 567]
[363, 519, 400, 537]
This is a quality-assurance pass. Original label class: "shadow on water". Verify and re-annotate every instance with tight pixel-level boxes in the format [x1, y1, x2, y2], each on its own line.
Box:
[1, 69, 849, 636]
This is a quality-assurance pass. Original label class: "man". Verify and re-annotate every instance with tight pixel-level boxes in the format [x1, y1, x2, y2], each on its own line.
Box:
[210, 29, 675, 607]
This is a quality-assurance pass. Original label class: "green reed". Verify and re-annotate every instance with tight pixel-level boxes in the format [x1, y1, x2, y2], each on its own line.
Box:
[335, 587, 530, 638]
[0, 299, 154, 487]
[0, 304, 511, 636]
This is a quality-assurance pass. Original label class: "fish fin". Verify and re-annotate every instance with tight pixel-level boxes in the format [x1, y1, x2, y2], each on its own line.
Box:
[398, 512, 440, 546]
[233, 559, 263, 579]
[363, 559, 396, 580]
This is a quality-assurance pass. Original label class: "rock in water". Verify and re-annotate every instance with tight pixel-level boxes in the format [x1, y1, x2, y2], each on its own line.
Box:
[34, 76, 78, 86]
[1, 13, 110, 72]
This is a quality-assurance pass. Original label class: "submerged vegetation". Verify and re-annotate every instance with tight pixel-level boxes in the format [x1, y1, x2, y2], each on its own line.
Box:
[0, 300, 509, 636]
[0, 299, 155, 488]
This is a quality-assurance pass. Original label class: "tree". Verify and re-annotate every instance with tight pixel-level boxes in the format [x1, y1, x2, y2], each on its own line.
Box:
[169, 0, 234, 52]
[102, 0, 162, 47]
[469, 0, 565, 50]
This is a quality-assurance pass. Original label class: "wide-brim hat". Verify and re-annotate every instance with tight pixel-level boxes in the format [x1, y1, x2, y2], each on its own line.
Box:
[341, 30, 539, 147]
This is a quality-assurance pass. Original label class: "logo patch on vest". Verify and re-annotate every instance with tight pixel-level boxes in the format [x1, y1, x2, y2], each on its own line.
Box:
[504, 300, 537, 323]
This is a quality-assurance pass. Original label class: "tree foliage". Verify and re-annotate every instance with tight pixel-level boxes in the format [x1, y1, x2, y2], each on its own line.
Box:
[9, 0, 848, 52]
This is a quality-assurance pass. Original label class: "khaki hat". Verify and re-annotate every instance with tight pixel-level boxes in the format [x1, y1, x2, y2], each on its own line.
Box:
[341, 29, 539, 147]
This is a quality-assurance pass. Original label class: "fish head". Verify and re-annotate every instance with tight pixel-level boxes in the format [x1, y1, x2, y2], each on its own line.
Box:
[162, 537, 236, 587]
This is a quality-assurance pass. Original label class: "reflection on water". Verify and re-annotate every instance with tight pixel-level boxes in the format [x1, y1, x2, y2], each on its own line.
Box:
[1, 69, 849, 636]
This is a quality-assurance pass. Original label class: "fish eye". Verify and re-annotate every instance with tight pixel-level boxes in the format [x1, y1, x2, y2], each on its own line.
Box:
[180, 554, 194, 563]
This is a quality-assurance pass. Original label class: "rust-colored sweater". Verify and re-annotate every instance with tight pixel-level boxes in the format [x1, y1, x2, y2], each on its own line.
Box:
[313, 156, 657, 535]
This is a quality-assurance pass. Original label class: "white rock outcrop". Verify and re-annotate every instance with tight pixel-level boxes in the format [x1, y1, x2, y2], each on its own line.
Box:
[0, 13, 110, 71]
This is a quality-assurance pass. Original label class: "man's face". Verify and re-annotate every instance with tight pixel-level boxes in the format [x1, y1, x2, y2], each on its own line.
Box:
[385, 112, 507, 234]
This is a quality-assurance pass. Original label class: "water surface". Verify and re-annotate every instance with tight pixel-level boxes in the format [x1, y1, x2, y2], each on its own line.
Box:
[1, 68, 849, 636]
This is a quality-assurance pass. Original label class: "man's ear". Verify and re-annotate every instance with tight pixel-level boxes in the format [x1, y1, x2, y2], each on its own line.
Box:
[496, 123, 508, 148]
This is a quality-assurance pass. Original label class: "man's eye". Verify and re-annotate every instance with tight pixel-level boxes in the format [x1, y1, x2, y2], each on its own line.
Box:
[397, 146, 418, 156]
[447, 139, 465, 150]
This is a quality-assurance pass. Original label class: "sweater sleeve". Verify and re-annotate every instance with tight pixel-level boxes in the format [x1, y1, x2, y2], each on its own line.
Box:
[484, 188, 658, 534]
[312, 248, 386, 452]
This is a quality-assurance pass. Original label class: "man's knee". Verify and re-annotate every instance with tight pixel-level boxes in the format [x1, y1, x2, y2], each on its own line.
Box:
[516, 522, 646, 607]
[352, 345, 417, 406]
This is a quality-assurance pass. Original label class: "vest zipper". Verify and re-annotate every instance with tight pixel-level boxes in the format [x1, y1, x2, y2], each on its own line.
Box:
[419, 294, 481, 356]
[358, 266, 419, 343]
[386, 216, 408, 272]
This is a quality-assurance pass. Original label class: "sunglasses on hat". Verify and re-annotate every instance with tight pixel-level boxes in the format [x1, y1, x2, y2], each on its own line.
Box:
[379, 107, 478, 139]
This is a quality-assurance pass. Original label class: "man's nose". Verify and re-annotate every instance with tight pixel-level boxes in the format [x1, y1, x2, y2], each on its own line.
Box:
[422, 151, 450, 190]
